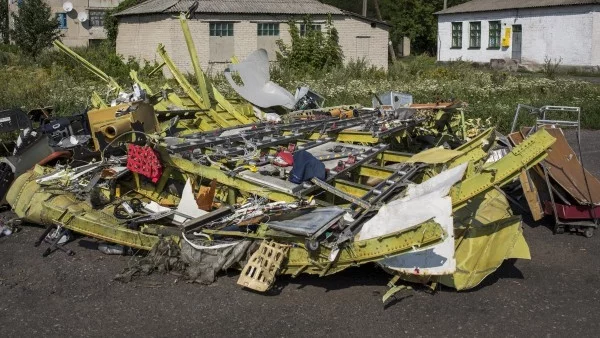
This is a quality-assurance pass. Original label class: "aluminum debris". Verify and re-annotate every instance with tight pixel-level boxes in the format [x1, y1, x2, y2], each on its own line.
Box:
[2, 12, 597, 307]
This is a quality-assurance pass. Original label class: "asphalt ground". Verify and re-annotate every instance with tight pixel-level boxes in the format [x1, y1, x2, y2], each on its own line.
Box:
[0, 130, 599, 337]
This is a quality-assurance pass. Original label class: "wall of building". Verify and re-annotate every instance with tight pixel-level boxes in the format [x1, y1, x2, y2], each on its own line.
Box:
[592, 10, 600, 66]
[8, 0, 121, 47]
[334, 15, 389, 70]
[116, 13, 389, 76]
[437, 5, 600, 66]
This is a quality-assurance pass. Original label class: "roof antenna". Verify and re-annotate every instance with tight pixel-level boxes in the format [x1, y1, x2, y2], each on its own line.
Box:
[186, 1, 199, 19]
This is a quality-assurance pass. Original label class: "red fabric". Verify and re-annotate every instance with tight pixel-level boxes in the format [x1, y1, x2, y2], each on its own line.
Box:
[273, 150, 294, 167]
[126, 144, 163, 183]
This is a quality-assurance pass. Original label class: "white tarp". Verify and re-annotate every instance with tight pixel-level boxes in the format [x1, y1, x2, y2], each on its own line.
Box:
[356, 163, 468, 275]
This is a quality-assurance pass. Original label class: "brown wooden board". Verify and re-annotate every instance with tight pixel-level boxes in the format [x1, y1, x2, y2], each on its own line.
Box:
[522, 128, 600, 206]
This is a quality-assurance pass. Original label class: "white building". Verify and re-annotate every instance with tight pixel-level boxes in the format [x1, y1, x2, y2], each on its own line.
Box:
[8, 0, 123, 47]
[114, 0, 390, 73]
[436, 0, 600, 67]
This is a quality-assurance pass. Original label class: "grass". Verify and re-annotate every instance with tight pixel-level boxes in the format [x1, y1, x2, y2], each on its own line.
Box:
[2, 45, 600, 133]
[0, 43, 160, 118]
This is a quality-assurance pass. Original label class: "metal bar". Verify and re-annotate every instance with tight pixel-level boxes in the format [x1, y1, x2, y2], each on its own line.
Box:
[179, 14, 211, 110]
[169, 155, 299, 202]
[328, 144, 389, 177]
[183, 207, 234, 233]
[53, 40, 122, 92]
[358, 164, 396, 179]
[157, 44, 210, 111]
[376, 151, 413, 163]
[148, 62, 166, 77]
[311, 178, 371, 209]
[334, 179, 372, 197]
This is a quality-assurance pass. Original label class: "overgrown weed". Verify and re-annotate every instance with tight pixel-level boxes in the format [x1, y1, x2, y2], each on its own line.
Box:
[1, 44, 599, 132]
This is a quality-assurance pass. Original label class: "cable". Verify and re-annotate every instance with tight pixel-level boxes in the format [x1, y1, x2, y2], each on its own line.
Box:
[100, 130, 156, 161]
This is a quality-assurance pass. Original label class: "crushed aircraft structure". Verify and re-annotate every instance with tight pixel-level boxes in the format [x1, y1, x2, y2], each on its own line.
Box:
[1, 8, 598, 303]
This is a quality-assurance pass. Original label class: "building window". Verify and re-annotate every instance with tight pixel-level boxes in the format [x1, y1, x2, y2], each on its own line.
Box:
[488, 21, 501, 48]
[469, 22, 481, 48]
[257, 23, 280, 36]
[300, 24, 321, 36]
[56, 13, 67, 29]
[451, 22, 462, 48]
[209, 22, 234, 37]
[89, 39, 104, 47]
[89, 10, 105, 27]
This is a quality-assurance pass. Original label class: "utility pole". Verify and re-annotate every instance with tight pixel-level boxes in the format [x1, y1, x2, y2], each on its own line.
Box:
[362, 0, 368, 16]
[373, 0, 396, 62]
[444, 0, 448, 9]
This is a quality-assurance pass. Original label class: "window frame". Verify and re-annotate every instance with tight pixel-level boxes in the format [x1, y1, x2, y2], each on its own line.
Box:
[56, 13, 67, 29]
[469, 21, 481, 49]
[209, 22, 234, 37]
[257, 23, 280, 36]
[88, 10, 105, 28]
[451, 22, 462, 49]
[488, 21, 501, 49]
[299, 24, 322, 36]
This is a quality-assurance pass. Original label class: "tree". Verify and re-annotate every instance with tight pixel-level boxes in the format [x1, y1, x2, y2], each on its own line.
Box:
[10, 0, 61, 57]
[1, 0, 9, 43]
[320, 0, 469, 55]
[276, 15, 343, 71]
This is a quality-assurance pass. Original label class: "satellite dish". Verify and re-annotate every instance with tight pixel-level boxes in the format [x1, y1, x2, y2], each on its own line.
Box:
[62, 2, 73, 12]
[77, 11, 88, 22]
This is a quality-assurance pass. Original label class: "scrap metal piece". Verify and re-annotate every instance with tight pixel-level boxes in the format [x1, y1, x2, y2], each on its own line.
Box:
[0, 134, 54, 178]
[310, 178, 371, 209]
[237, 240, 289, 292]
[267, 206, 345, 238]
[224, 49, 296, 109]
[280, 220, 445, 276]
[450, 129, 556, 208]
[544, 201, 600, 220]
[536, 128, 600, 205]
[0, 108, 32, 133]
[87, 102, 159, 151]
[447, 192, 530, 290]
[395, 188, 530, 290]
[7, 168, 170, 250]
[358, 163, 468, 275]
[179, 12, 211, 110]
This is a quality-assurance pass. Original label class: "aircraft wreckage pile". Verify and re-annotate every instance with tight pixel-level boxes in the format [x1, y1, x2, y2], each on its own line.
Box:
[1, 14, 598, 302]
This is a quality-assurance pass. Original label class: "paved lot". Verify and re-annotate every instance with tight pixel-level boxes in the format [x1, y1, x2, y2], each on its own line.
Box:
[0, 130, 599, 337]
